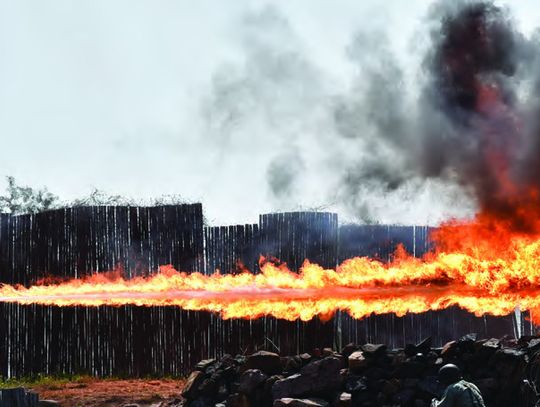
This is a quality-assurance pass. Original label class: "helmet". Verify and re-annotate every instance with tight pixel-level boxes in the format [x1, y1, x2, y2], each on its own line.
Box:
[438, 364, 462, 385]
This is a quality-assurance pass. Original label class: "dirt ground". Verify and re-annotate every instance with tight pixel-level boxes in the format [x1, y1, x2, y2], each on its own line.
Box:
[28, 378, 185, 407]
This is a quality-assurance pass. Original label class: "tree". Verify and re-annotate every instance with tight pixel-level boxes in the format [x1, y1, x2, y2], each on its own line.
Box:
[71, 188, 133, 207]
[0, 176, 59, 214]
[0, 177, 191, 213]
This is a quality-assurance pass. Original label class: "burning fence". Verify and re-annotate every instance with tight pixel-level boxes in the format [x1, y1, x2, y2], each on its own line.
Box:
[2, 1, 540, 379]
[2, 215, 540, 323]
[0, 207, 528, 378]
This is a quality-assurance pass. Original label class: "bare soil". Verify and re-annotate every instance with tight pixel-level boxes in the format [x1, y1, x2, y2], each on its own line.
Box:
[28, 378, 185, 407]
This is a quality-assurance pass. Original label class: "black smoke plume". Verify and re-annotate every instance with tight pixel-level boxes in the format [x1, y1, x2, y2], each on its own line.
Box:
[419, 1, 540, 230]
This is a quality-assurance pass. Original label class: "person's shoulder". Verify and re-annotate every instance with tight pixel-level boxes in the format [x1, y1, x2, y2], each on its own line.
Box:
[446, 380, 468, 390]
[445, 382, 463, 393]
[458, 380, 481, 392]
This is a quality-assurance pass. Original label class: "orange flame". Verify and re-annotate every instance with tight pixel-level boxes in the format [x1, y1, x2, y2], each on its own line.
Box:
[2, 215, 540, 322]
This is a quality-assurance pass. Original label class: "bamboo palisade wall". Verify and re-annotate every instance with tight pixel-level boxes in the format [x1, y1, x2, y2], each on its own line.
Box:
[0, 205, 531, 378]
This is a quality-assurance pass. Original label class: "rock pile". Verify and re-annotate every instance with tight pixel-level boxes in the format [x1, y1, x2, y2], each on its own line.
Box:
[179, 334, 540, 407]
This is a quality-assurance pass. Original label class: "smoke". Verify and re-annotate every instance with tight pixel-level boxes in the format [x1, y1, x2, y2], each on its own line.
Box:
[267, 149, 305, 199]
[202, 1, 540, 226]
[417, 1, 540, 230]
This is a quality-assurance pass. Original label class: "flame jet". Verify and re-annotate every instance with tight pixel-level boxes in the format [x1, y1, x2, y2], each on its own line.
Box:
[2, 219, 540, 322]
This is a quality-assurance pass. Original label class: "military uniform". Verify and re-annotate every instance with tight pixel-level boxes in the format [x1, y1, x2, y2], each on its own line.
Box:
[431, 380, 486, 407]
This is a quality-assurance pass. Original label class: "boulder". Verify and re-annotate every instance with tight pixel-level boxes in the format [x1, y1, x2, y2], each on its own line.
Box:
[272, 357, 343, 399]
[527, 338, 540, 352]
[340, 343, 358, 359]
[246, 351, 282, 375]
[348, 351, 368, 372]
[198, 377, 218, 397]
[272, 374, 312, 400]
[416, 337, 433, 354]
[238, 369, 268, 395]
[334, 392, 351, 407]
[490, 348, 527, 384]
[344, 375, 368, 394]
[322, 348, 334, 357]
[283, 356, 301, 373]
[227, 393, 251, 407]
[181, 371, 205, 399]
[300, 356, 344, 395]
[195, 359, 216, 372]
[360, 343, 387, 358]
[298, 353, 312, 365]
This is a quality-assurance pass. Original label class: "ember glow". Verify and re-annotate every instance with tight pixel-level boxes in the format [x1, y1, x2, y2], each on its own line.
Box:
[2, 217, 540, 322]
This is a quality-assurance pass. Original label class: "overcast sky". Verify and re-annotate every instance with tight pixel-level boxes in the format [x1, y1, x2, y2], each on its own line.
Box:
[0, 0, 539, 225]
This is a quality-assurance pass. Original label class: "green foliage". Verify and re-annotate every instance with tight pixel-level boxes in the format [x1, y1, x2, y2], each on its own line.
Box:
[0, 176, 59, 214]
[0, 373, 89, 389]
[0, 176, 190, 214]
[71, 188, 134, 207]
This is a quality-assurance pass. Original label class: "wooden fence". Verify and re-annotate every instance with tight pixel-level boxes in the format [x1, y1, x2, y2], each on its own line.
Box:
[0, 206, 532, 378]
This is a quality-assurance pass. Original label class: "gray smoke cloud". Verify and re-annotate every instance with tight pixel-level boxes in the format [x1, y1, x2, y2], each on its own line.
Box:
[202, 1, 540, 226]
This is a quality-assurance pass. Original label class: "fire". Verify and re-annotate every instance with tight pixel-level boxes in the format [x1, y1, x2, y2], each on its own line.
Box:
[2, 215, 540, 322]
[2, 2, 539, 324]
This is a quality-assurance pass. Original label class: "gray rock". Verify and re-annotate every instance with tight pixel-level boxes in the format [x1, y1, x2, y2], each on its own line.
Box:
[272, 357, 343, 399]
[360, 343, 387, 358]
[348, 351, 368, 372]
[195, 359, 217, 372]
[182, 370, 205, 399]
[322, 348, 334, 357]
[344, 375, 367, 394]
[415, 337, 433, 355]
[335, 392, 351, 407]
[238, 369, 268, 395]
[283, 356, 301, 373]
[340, 343, 358, 359]
[273, 398, 329, 407]
[298, 353, 312, 365]
[300, 356, 343, 394]
[272, 374, 312, 400]
[198, 377, 219, 397]
[245, 351, 282, 375]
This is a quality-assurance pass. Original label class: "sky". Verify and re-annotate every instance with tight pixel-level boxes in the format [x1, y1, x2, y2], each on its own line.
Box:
[0, 0, 539, 225]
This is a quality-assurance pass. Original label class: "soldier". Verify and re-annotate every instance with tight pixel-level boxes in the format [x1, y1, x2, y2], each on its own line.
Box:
[431, 364, 486, 407]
